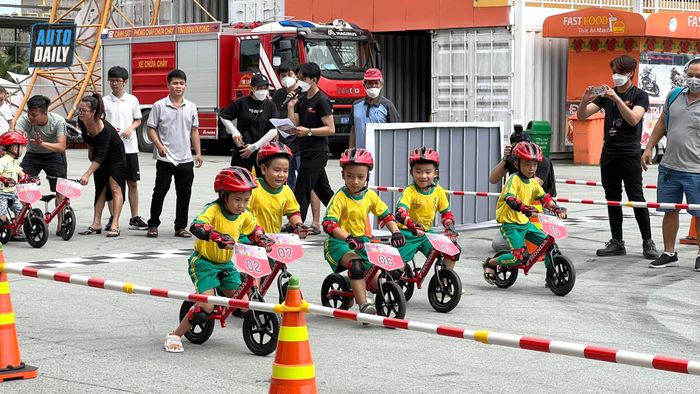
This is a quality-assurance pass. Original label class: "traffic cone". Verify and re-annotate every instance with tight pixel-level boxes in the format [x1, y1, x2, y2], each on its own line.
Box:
[365, 215, 373, 238]
[680, 217, 698, 245]
[0, 258, 38, 382]
[269, 277, 316, 394]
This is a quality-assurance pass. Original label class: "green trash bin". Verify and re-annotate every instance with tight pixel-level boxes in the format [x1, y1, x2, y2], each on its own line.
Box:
[526, 120, 552, 158]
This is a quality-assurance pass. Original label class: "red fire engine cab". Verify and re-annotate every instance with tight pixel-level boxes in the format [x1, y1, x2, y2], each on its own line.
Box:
[101, 19, 380, 155]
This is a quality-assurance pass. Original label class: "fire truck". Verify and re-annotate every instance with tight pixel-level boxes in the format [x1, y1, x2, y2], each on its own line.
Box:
[100, 19, 380, 155]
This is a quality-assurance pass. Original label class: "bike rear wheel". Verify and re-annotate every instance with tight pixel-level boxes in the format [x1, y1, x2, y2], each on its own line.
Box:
[179, 301, 215, 344]
[60, 205, 76, 241]
[427, 269, 462, 313]
[546, 255, 576, 296]
[320, 273, 354, 310]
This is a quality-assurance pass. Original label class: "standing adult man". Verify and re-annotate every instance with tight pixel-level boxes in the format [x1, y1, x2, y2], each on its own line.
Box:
[272, 61, 301, 187]
[287, 62, 335, 224]
[577, 54, 659, 259]
[146, 69, 203, 238]
[220, 73, 278, 175]
[15, 95, 67, 235]
[348, 68, 400, 149]
[643, 58, 700, 270]
[102, 66, 147, 231]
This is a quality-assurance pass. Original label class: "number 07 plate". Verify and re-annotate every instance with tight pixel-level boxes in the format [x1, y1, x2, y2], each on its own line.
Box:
[365, 243, 403, 271]
[267, 233, 304, 265]
[234, 243, 271, 278]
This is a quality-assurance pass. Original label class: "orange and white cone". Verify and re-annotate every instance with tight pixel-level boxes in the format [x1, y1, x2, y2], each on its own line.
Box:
[680, 217, 698, 246]
[0, 257, 38, 382]
[269, 277, 316, 394]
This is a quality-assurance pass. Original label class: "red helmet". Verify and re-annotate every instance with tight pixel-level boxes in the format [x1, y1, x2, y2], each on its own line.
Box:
[512, 141, 543, 162]
[409, 147, 439, 166]
[363, 68, 382, 81]
[0, 131, 28, 147]
[214, 166, 258, 193]
[340, 148, 374, 170]
[256, 141, 293, 166]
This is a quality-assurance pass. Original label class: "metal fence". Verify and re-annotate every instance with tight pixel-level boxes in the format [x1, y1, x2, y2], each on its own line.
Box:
[365, 122, 504, 229]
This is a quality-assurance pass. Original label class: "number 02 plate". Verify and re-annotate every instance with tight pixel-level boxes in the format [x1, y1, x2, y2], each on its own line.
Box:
[234, 243, 271, 278]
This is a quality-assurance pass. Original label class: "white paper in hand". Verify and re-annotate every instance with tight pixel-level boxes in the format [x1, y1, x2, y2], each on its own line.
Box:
[270, 118, 296, 138]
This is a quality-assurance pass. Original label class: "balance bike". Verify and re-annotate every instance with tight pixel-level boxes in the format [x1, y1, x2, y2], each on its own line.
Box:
[491, 215, 575, 296]
[321, 242, 407, 319]
[0, 177, 48, 248]
[36, 176, 81, 240]
[398, 233, 462, 313]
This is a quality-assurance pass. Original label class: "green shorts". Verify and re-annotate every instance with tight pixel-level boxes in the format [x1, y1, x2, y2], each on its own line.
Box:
[188, 252, 242, 293]
[397, 229, 433, 263]
[496, 222, 549, 267]
[324, 236, 372, 273]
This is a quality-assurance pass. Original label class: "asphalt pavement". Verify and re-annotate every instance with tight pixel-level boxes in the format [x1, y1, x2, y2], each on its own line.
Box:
[2, 149, 699, 393]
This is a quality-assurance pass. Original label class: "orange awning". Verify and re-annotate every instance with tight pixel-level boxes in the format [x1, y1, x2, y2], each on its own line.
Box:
[646, 12, 700, 40]
[543, 8, 646, 38]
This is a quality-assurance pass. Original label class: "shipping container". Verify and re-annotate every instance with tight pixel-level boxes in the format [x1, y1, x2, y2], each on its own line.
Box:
[228, 0, 284, 24]
[431, 28, 514, 136]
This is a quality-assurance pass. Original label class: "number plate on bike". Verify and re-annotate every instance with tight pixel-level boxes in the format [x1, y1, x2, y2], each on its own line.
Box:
[17, 183, 41, 204]
[267, 233, 304, 265]
[539, 215, 568, 240]
[365, 243, 403, 271]
[234, 243, 271, 278]
[426, 233, 461, 256]
[56, 178, 82, 198]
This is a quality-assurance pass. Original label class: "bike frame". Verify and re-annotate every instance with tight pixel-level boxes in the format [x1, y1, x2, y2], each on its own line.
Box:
[41, 195, 71, 224]
[325, 264, 392, 301]
[503, 235, 556, 275]
[400, 248, 445, 290]
[2, 201, 31, 232]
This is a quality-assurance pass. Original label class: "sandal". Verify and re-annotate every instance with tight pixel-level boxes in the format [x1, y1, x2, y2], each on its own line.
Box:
[147, 227, 158, 238]
[79, 227, 102, 235]
[164, 334, 184, 353]
[308, 225, 321, 236]
[106, 228, 121, 238]
[482, 259, 496, 286]
[174, 229, 192, 238]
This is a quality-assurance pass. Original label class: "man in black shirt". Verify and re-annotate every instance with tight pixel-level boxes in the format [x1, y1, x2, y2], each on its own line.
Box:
[272, 62, 302, 187]
[577, 54, 659, 259]
[287, 62, 335, 223]
[221, 74, 278, 174]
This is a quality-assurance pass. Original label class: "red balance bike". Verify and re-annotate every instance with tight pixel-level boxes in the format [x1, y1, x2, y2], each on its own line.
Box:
[398, 233, 463, 313]
[491, 214, 576, 296]
[178, 234, 303, 356]
[321, 242, 407, 319]
[0, 177, 48, 248]
[34, 176, 81, 241]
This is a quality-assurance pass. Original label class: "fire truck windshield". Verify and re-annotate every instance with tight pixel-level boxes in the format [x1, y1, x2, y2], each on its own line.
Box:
[304, 39, 373, 74]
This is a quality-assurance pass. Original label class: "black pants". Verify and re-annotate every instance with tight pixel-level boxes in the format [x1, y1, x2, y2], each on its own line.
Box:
[600, 152, 652, 241]
[230, 150, 261, 177]
[148, 160, 194, 231]
[294, 151, 334, 222]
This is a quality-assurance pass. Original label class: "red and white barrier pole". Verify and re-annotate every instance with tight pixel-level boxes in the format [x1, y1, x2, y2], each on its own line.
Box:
[556, 178, 657, 189]
[2, 263, 699, 376]
[370, 186, 700, 211]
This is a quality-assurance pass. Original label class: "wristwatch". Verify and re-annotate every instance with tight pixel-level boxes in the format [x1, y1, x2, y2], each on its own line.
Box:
[307, 128, 313, 137]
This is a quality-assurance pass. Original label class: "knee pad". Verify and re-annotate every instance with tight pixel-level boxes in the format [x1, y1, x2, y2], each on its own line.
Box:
[347, 259, 365, 280]
[187, 305, 211, 326]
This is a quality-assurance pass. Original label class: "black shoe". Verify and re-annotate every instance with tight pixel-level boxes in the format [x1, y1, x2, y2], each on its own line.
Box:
[649, 252, 679, 269]
[104, 216, 113, 231]
[596, 239, 626, 256]
[694, 256, 700, 272]
[129, 216, 149, 230]
[642, 239, 660, 260]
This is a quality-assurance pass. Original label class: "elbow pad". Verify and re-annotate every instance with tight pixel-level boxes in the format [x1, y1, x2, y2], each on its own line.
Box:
[378, 214, 395, 228]
[395, 207, 409, 225]
[190, 223, 213, 241]
[322, 219, 339, 235]
[505, 196, 523, 212]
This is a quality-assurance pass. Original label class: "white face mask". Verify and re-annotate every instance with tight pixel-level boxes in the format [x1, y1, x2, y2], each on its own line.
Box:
[366, 87, 381, 99]
[281, 76, 297, 88]
[252, 89, 268, 101]
[297, 80, 311, 93]
[612, 73, 630, 87]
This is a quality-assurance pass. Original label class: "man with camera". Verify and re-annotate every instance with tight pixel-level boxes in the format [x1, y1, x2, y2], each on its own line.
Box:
[577, 54, 659, 260]
[488, 127, 556, 252]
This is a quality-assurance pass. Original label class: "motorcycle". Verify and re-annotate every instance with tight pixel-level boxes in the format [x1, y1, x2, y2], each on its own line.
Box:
[671, 67, 685, 88]
[639, 67, 660, 97]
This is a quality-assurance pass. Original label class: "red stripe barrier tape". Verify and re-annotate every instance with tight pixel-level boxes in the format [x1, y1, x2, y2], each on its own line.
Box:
[556, 178, 657, 189]
[1, 263, 698, 376]
[370, 186, 700, 211]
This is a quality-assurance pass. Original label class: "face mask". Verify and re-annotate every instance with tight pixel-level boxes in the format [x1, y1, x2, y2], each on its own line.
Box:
[297, 80, 311, 92]
[686, 77, 700, 93]
[366, 88, 381, 99]
[252, 90, 268, 101]
[281, 76, 296, 88]
[612, 73, 629, 87]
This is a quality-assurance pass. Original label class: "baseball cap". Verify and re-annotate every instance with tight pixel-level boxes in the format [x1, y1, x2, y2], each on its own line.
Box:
[251, 74, 271, 87]
[363, 68, 382, 81]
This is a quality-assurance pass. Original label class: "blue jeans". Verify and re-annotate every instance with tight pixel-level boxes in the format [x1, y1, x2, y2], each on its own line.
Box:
[656, 165, 700, 217]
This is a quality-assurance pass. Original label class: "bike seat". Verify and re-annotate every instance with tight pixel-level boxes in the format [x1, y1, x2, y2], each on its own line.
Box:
[41, 194, 56, 203]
